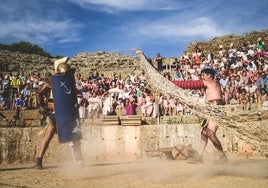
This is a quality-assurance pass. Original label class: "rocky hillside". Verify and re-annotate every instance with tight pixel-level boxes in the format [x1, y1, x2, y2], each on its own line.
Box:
[186, 29, 268, 56]
[0, 29, 267, 79]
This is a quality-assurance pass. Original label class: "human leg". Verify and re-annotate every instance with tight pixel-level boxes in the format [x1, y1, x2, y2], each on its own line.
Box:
[13, 106, 21, 119]
[199, 128, 209, 155]
[192, 128, 208, 163]
[193, 119, 227, 163]
[33, 125, 55, 169]
[205, 123, 228, 163]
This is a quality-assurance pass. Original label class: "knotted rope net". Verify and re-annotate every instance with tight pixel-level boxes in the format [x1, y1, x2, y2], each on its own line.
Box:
[136, 49, 268, 156]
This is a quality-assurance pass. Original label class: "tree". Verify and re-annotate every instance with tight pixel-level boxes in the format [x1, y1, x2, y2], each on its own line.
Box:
[0, 41, 52, 57]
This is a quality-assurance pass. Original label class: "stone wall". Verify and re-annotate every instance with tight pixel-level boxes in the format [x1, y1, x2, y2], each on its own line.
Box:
[0, 118, 265, 165]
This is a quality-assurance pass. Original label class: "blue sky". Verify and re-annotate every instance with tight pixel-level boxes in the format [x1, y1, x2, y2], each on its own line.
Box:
[1, 0, 267, 58]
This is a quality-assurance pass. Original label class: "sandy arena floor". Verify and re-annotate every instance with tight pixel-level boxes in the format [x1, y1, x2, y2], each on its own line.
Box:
[0, 158, 267, 188]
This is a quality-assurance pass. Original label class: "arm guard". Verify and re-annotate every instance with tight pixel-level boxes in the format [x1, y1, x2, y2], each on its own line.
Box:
[172, 80, 204, 89]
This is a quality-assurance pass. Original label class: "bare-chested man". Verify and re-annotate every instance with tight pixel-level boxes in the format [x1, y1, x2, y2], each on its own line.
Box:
[194, 68, 228, 163]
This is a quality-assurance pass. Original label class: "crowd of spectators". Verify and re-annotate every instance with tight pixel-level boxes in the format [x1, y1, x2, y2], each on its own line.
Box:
[0, 38, 268, 121]
[161, 38, 268, 112]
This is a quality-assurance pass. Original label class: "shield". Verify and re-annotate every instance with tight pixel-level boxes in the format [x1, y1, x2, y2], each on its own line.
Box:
[51, 73, 79, 143]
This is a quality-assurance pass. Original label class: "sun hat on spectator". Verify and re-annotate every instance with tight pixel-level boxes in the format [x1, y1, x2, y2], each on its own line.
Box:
[38, 81, 44, 86]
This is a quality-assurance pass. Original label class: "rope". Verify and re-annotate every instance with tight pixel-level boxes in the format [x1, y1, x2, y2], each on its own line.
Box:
[136, 49, 268, 155]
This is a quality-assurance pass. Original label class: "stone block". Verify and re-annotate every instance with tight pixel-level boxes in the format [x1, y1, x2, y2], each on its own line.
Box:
[0, 120, 11, 127]
[15, 120, 25, 127]
[120, 115, 141, 126]
[101, 115, 119, 126]
[25, 119, 41, 127]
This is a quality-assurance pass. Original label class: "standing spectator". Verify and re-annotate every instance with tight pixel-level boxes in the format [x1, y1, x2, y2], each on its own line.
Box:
[102, 92, 114, 115]
[77, 93, 88, 120]
[155, 53, 163, 72]
[261, 89, 268, 111]
[36, 78, 52, 107]
[171, 58, 180, 71]
[238, 88, 251, 111]
[245, 80, 257, 103]
[10, 73, 21, 94]
[125, 98, 136, 115]
[87, 92, 102, 119]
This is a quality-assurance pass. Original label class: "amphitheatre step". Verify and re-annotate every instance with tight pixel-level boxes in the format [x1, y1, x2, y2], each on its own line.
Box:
[0, 109, 41, 120]
[101, 115, 120, 126]
[119, 115, 142, 126]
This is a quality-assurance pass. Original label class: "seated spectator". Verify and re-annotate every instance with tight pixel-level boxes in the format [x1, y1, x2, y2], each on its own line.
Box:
[141, 92, 154, 117]
[175, 101, 184, 115]
[168, 97, 176, 116]
[0, 93, 7, 110]
[115, 97, 125, 115]
[138, 71, 147, 87]
[13, 94, 28, 119]
[219, 73, 229, 88]
[162, 94, 170, 116]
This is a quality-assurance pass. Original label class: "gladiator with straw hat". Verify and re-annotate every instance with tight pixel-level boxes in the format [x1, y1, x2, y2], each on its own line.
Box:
[33, 57, 82, 169]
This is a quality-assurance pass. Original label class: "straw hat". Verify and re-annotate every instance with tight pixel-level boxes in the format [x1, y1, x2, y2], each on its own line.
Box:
[54, 57, 69, 73]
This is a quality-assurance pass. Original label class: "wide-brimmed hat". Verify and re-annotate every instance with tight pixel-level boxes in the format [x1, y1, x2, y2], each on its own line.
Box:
[54, 57, 69, 73]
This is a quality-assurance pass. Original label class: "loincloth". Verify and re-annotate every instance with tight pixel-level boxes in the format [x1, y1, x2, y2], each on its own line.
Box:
[208, 99, 224, 105]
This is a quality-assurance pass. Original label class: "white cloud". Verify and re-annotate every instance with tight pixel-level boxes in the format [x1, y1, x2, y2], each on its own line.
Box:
[0, 0, 83, 45]
[122, 15, 226, 43]
[0, 19, 82, 44]
[70, 0, 180, 12]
